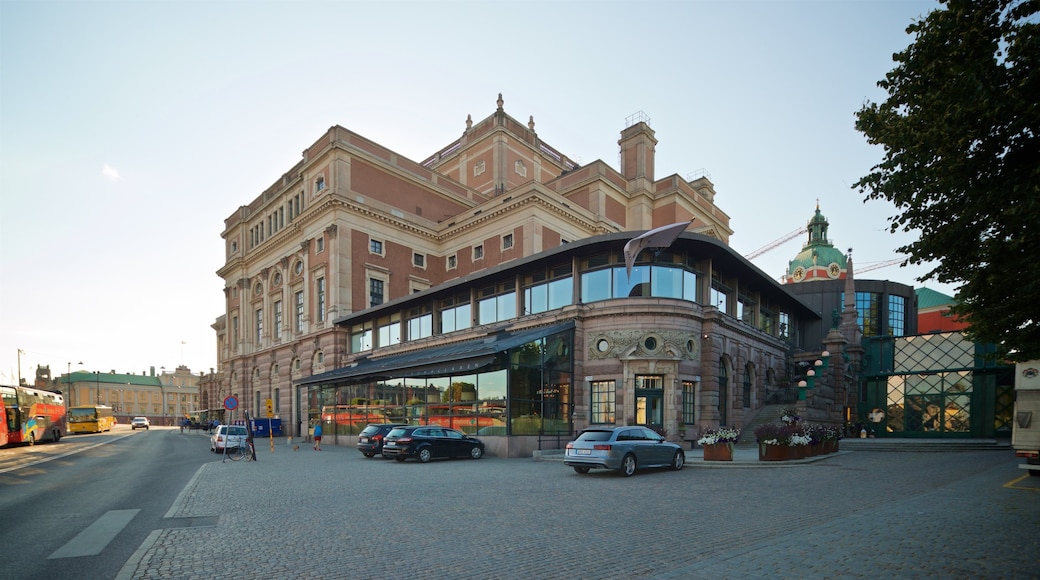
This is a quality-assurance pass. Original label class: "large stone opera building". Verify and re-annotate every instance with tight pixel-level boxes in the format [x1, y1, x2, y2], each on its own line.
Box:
[205, 95, 845, 456]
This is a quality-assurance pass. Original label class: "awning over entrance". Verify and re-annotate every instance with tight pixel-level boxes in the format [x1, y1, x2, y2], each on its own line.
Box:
[296, 321, 575, 387]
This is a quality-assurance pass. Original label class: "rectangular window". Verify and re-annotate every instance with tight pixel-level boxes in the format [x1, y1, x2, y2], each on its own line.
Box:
[232, 315, 239, 345]
[317, 277, 326, 322]
[439, 296, 472, 334]
[273, 388, 280, 412]
[683, 270, 701, 303]
[294, 291, 304, 331]
[888, 295, 906, 336]
[503, 233, 514, 250]
[738, 295, 756, 325]
[590, 380, 616, 424]
[407, 308, 433, 340]
[273, 300, 283, 338]
[478, 282, 516, 325]
[779, 311, 791, 339]
[473, 245, 484, 260]
[350, 322, 373, 352]
[413, 253, 425, 268]
[711, 285, 728, 313]
[370, 278, 384, 307]
[682, 381, 696, 425]
[255, 308, 263, 344]
[377, 315, 401, 347]
[580, 269, 612, 303]
[447, 255, 457, 270]
[370, 239, 383, 254]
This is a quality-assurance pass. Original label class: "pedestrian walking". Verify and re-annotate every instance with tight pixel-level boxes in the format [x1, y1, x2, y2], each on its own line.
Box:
[313, 421, 323, 451]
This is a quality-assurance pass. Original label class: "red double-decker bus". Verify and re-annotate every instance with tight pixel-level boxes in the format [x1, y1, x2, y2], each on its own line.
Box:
[0, 384, 66, 446]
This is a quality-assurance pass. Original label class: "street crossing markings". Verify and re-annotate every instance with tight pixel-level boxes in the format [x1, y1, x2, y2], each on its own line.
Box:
[48, 509, 140, 559]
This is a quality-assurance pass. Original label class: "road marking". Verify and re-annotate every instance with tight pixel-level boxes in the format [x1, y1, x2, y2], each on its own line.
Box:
[48, 509, 140, 559]
[0, 434, 134, 474]
[1003, 473, 1040, 491]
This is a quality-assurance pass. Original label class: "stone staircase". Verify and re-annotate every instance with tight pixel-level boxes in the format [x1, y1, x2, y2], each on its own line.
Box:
[737, 403, 788, 444]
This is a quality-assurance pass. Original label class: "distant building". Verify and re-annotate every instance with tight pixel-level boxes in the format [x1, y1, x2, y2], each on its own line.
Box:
[58, 365, 199, 426]
[916, 287, 968, 333]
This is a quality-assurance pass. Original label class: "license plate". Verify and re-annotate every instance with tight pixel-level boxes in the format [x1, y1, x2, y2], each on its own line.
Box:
[575, 449, 592, 455]
[360, 437, 369, 443]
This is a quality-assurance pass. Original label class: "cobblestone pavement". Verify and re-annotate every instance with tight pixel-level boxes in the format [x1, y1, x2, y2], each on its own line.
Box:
[117, 434, 1040, 579]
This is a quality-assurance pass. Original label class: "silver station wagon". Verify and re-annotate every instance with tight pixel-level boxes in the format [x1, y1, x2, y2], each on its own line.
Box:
[564, 426, 685, 476]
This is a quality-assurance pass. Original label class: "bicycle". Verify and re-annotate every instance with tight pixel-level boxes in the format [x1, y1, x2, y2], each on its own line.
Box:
[226, 441, 254, 461]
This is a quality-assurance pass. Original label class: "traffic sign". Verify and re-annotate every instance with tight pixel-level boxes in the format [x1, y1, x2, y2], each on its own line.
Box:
[224, 395, 239, 411]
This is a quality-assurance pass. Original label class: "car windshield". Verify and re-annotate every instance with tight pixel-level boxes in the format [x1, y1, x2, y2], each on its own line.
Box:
[576, 430, 613, 442]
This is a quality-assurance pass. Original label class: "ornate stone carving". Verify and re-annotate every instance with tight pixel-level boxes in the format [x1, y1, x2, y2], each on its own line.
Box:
[588, 330, 699, 360]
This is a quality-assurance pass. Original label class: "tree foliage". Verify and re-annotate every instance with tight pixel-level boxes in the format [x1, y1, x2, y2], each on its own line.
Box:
[854, 0, 1040, 361]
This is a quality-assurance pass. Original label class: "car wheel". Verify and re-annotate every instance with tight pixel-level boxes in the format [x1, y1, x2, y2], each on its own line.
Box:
[469, 446, 484, 460]
[670, 450, 685, 471]
[620, 454, 637, 477]
[363, 452, 376, 458]
[418, 448, 432, 463]
[394, 456, 407, 462]
[573, 466, 590, 474]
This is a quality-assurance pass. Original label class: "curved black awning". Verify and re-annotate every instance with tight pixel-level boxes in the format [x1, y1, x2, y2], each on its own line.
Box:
[295, 321, 574, 387]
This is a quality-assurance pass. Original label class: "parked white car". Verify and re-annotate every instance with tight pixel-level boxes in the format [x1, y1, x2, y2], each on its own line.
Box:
[210, 425, 249, 453]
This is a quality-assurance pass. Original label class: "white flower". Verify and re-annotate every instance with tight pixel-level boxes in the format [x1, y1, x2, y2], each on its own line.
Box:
[789, 434, 812, 446]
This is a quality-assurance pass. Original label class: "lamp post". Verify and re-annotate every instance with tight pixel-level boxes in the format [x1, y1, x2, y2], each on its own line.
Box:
[160, 366, 166, 426]
[797, 380, 808, 401]
[95, 371, 100, 405]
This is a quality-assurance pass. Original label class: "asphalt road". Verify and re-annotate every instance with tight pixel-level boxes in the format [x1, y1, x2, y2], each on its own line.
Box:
[0, 426, 211, 580]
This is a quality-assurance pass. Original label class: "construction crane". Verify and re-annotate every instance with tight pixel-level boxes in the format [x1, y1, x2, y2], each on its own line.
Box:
[857, 257, 906, 273]
[744, 227, 804, 260]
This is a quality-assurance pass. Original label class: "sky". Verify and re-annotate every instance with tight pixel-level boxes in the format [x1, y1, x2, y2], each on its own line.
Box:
[0, 0, 952, 385]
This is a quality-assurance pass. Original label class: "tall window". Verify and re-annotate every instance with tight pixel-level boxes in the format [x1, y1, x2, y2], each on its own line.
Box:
[743, 364, 752, 408]
[503, 233, 514, 249]
[294, 291, 304, 331]
[682, 380, 697, 425]
[370, 239, 383, 254]
[370, 278, 384, 307]
[351, 322, 373, 352]
[473, 245, 484, 260]
[255, 308, 263, 343]
[779, 311, 791, 339]
[590, 380, 615, 424]
[273, 387, 280, 412]
[377, 315, 401, 347]
[273, 300, 283, 338]
[232, 315, 239, 345]
[852, 291, 881, 336]
[316, 277, 326, 322]
[888, 295, 906, 336]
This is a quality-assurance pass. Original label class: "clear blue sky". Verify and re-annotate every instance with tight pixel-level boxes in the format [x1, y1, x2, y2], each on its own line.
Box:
[0, 0, 947, 384]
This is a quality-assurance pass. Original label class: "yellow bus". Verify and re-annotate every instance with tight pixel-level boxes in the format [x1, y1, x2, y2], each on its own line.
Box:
[67, 405, 116, 434]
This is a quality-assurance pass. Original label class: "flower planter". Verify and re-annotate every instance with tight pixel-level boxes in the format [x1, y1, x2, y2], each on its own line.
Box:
[759, 443, 789, 461]
[823, 439, 838, 454]
[703, 443, 733, 461]
[791, 445, 807, 459]
[809, 443, 822, 456]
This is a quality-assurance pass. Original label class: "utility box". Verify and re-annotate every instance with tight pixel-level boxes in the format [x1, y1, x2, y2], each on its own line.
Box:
[251, 418, 283, 437]
[1012, 361, 1040, 476]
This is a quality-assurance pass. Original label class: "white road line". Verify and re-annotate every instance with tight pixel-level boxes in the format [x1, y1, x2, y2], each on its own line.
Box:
[48, 509, 140, 559]
[0, 434, 134, 474]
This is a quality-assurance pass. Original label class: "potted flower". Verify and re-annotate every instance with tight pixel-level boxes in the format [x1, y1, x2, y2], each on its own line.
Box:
[754, 423, 792, 461]
[789, 428, 812, 459]
[697, 426, 741, 461]
[780, 407, 801, 425]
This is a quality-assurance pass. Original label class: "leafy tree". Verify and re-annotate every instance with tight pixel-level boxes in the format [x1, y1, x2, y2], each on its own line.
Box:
[854, 0, 1040, 361]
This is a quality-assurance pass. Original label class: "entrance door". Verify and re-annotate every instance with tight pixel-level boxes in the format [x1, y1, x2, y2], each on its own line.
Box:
[635, 391, 663, 428]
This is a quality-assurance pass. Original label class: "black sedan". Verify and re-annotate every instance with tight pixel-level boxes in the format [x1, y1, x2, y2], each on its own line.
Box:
[356, 423, 408, 457]
[382, 426, 485, 462]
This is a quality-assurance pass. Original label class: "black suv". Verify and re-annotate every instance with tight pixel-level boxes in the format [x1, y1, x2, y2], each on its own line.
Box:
[381, 425, 485, 463]
[356, 423, 408, 458]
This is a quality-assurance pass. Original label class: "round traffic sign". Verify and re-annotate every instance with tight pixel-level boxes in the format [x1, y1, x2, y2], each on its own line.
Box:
[224, 395, 239, 411]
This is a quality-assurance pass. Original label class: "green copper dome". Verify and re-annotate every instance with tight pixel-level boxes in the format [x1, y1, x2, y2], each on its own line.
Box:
[787, 205, 847, 282]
